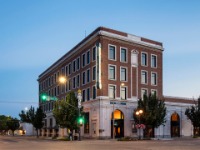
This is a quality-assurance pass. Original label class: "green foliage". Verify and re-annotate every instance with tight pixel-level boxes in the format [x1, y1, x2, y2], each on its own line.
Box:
[133, 94, 166, 129]
[6, 118, 20, 136]
[0, 115, 10, 132]
[53, 91, 83, 131]
[185, 97, 200, 136]
[0, 115, 19, 136]
[19, 106, 46, 137]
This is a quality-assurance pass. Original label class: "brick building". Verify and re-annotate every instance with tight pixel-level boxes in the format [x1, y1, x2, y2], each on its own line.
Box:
[38, 27, 194, 138]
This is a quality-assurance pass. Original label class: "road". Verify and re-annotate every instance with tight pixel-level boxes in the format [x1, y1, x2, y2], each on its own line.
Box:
[0, 136, 200, 150]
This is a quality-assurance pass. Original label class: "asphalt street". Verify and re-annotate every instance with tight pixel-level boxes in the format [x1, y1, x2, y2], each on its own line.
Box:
[0, 136, 200, 150]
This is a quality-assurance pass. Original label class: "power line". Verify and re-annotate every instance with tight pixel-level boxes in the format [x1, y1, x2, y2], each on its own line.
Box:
[0, 101, 38, 104]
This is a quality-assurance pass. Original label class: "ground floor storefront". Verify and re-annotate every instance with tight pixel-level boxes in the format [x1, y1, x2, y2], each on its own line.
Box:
[40, 98, 194, 139]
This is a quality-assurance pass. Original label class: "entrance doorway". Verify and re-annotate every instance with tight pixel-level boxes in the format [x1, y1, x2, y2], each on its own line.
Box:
[171, 113, 180, 137]
[111, 109, 124, 138]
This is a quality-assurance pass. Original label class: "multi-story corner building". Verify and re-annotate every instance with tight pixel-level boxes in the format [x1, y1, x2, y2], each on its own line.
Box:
[38, 27, 194, 139]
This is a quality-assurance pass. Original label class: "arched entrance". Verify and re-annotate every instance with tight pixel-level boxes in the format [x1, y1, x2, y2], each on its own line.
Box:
[171, 113, 180, 137]
[111, 109, 124, 138]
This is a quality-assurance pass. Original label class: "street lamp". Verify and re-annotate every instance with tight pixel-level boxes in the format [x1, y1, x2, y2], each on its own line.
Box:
[59, 76, 67, 84]
[77, 89, 82, 141]
[136, 109, 143, 140]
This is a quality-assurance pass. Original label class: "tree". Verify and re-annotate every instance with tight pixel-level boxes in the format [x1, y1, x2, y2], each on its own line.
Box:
[133, 94, 166, 137]
[19, 106, 46, 138]
[185, 97, 200, 136]
[53, 92, 83, 135]
[0, 115, 10, 134]
[6, 118, 20, 136]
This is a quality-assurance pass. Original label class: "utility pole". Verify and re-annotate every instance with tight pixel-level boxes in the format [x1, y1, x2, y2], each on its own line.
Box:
[77, 89, 82, 141]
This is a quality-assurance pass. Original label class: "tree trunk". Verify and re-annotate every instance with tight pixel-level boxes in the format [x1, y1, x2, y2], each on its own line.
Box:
[36, 129, 39, 138]
[144, 125, 154, 138]
[12, 130, 14, 136]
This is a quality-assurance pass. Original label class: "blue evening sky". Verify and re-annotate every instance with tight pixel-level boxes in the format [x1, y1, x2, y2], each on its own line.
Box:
[0, 0, 199, 118]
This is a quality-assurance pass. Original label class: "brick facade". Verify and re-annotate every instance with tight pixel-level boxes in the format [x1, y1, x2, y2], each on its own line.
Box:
[38, 27, 195, 138]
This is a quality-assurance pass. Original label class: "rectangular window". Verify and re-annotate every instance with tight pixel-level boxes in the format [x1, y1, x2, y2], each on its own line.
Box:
[51, 76, 53, 85]
[61, 67, 65, 76]
[65, 81, 68, 92]
[61, 84, 64, 93]
[57, 86, 60, 95]
[48, 77, 50, 87]
[87, 69, 90, 83]
[82, 72, 86, 85]
[141, 71, 147, 84]
[92, 66, 96, 80]
[68, 79, 71, 91]
[120, 67, 127, 81]
[68, 63, 71, 75]
[92, 86, 96, 99]
[87, 50, 90, 64]
[73, 60, 76, 72]
[151, 89, 157, 96]
[57, 72, 60, 81]
[84, 112, 89, 134]
[54, 73, 57, 83]
[87, 88, 90, 101]
[77, 57, 80, 70]
[73, 77, 76, 89]
[141, 89, 147, 99]
[77, 74, 80, 87]
[92, 47, 96, 61]
[120, 48, 127, 62]
[51, 89, 53, 97]
[121, 87, 127, 100]
[141, 53, 147, 66]
[82, 53, 86, 67]
[109, 85, 116, 99]
[109, 65, 116, 80]
[109, 45, 116, 60]
[151, 55, 157, 68]
[65, 65, 68, 76]
[151, 72, 157, 85]
[82, 90, 86, 102]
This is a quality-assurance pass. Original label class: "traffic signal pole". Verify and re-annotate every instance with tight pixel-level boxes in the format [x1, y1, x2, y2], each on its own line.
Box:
[77, 90, 82, 141]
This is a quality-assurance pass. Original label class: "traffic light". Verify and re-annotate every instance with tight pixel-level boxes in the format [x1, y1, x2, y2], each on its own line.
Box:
[78, 117, 84, 126]
[40, 93, 47, 101]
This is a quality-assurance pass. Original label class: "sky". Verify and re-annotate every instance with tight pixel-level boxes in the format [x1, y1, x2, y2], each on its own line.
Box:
[0, 0, 199, 118]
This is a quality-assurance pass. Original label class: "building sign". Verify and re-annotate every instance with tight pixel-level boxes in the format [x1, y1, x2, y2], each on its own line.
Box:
[96, 42, 102, 89]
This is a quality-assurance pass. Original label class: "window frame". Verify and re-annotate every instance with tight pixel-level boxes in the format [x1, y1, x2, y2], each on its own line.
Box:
[92, 86, 96, 99]
[141, 88, 148, 100]
[82, 71, 86, 85]
[86, 50, 90, 65]
[108, 44, 116, 61]
[77, 57, 80, 71]
[73, 59, 76, 73]
[120, 47, 127, 63]
[92, 46, 96, 61]
[120, 67, 128, 82]
[92, 66, 96, 81]
[120, 86, 127, 100]
[82, 53, 86, 68]
[141, 70, 148, 84]
[108, 65, 116, 80]
[151, 54, 157, 68]
[108, 84, 116, 99]
[86, 68, 90, 83]
[141, 52, 148, 67]
[151, 72, 157, 86]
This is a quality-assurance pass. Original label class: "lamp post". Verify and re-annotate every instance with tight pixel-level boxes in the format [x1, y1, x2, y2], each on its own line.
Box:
[77, 89, 82, 141]
[112, 86, 116, 139]
[136, 109, 143, 140]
